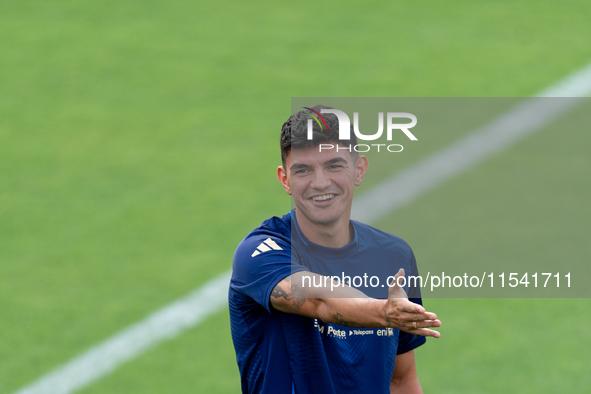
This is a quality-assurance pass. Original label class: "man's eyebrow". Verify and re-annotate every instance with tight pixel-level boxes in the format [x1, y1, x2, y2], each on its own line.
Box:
[290, 157, 348, 170]
[290, 163, 311, 170]
[324, 157, 348, 165]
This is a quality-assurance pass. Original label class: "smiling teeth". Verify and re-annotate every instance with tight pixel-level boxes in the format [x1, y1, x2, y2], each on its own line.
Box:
[313, 194, 334, 201]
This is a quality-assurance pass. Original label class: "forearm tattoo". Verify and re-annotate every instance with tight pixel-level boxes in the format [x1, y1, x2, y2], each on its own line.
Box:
[290, 282, 306, 309]
[271, 286, 289, 300]
[332, 312, 363, 328]
[271, 275, 307, 311]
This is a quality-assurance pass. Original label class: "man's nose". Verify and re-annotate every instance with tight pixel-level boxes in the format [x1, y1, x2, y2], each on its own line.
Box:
[310, 170, 331, 189]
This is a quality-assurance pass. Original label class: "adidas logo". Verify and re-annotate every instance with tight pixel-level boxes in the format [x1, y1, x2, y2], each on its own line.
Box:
[251, 238, 283, 257]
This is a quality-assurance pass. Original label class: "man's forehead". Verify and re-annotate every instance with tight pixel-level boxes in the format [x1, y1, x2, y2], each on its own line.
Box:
[288, 146, 353, 168]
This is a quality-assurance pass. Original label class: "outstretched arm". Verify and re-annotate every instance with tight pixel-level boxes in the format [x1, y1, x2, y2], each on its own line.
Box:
[270, 269, 441, 337]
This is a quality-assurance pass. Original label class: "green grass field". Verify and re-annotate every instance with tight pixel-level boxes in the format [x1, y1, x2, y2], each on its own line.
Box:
[1, 1, 591, 393]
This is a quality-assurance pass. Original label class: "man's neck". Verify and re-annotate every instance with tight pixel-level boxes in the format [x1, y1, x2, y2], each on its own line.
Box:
[294, 209, 353, 249]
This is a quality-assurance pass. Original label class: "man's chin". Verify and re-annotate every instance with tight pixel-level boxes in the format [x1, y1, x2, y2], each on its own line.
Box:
[297, 206, 344, 226]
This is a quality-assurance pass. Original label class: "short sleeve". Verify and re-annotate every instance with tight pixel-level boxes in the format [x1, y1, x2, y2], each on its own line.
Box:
[397, 330, 426, 354]
[231, 234, 309, 314]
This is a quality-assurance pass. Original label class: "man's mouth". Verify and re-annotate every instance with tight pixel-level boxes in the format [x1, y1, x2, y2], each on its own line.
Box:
[312, 194, 335, 202]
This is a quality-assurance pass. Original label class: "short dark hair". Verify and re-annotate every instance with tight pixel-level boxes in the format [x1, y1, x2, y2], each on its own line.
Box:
[280, 105, 358, 166]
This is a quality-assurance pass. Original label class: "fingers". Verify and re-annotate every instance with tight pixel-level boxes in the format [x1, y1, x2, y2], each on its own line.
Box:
[401, 316, 441, 331]
[412, 319, 441, 329]
[383, 284, 441, 338]
[393, 298, 425, 314]
[413, 328, 441, 339]
[406, 317, 441, 338]
[387, 268, 406, 298]
[399, 311, 438, 322]
[393, 268, 405, 282]
[395, 299, 440, 321]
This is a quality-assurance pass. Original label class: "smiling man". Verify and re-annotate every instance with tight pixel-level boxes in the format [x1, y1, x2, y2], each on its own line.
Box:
[229, 105, 441, 394]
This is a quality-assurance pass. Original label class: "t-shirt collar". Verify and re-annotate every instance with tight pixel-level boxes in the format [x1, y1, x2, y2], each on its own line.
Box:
[290, 209, 359, 259]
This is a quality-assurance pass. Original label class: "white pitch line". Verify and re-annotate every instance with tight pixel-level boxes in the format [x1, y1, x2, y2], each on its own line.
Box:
[351, 61, 591, 222]
[12, 272, 231, 394]
[12, 63, 591, 394]
[537, 61, 591, 97]
[350, 97, 587, 223]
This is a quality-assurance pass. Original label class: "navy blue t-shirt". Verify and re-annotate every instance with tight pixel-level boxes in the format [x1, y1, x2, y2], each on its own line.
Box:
[229, 211, 426, 394]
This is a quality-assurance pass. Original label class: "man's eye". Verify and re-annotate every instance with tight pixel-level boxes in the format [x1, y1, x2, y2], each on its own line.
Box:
[295, 169, 308, 174]
[329, 165, 342, 169]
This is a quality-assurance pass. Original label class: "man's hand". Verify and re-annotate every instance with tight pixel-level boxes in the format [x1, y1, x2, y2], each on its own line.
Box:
[270, 270, 441, 337]
[382, 269, 441, 338]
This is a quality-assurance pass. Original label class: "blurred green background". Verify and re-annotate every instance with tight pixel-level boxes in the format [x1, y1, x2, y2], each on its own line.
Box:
[1, 1, 590, 393]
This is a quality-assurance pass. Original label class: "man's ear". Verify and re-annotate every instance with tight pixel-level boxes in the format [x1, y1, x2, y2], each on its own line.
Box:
[277, 165, 291, 195]
[354, 155, 369, 186]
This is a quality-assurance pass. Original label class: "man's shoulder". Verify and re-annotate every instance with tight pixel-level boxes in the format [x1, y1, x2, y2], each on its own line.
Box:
[231, 212, 295, 291]
[352, 220, 413, 257]
[234, 212, 292, 261]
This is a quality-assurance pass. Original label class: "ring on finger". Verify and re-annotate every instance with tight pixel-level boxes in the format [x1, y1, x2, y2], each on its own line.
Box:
[413, 321, 417, 329]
